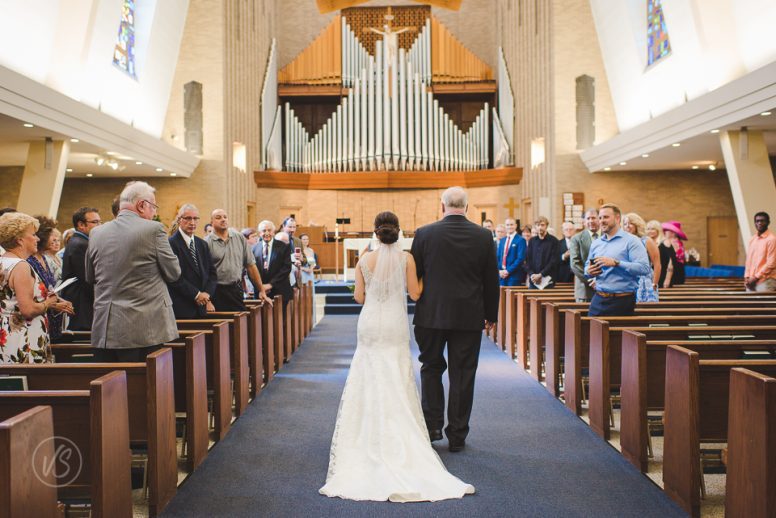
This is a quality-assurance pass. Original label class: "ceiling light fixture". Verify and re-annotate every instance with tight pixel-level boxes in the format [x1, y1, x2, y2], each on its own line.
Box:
[672, 143, 681, 147]
[155, 167, 163, 172]
[170, 172, 177, 177]
[603, 167, 611, 171]
[95, 157, 106, 166]
[135, 161, 143, 165]
[710, 129, 720, 134]
[619, 161, 627, 166]
[66, 168, 73, 172]
[708, 164, 716, 171]
[70, 138, 79, 143]
[86, 173, 93, 177]
[692, 165, 699, 170]
[106, 151, 119, 156]
[761, 111, 772, 116]
[23, 123, 34, 128]
[641, 154, 649, 158]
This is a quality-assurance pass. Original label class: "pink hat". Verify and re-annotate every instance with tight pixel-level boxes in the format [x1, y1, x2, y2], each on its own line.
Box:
[661, 220, 687, 240]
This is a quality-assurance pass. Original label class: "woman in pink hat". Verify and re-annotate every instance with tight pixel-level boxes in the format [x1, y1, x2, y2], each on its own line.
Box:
[661, 221, 687, 285]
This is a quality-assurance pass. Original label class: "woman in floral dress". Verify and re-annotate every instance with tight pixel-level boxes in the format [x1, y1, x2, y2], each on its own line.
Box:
[0, 212, 73, 364]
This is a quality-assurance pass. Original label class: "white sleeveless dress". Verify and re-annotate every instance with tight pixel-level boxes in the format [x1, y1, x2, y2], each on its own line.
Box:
[319, 244, 475, 502]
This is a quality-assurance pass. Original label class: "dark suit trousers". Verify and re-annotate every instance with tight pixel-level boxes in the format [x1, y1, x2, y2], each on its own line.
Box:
[214, 283, 246, 311]
[413, 326, 482, 442]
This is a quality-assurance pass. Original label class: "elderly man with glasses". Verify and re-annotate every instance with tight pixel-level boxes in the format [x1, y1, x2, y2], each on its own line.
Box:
[85, 180, 182, 362]
[167, 204, 218, 318]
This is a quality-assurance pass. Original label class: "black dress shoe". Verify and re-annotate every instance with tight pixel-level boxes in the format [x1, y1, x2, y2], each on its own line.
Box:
[429, 429, 443, 442]
[448, 440, 465, 452]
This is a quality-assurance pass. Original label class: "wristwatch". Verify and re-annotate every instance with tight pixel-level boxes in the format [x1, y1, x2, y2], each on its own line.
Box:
[614, 259, 620, 267]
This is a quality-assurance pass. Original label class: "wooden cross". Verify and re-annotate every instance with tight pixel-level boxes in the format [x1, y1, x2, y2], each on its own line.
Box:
[503, 197, 518, 218]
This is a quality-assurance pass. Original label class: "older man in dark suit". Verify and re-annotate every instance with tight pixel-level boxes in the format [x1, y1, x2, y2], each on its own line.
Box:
[167, 204, 218, 318]
[253, 220, 293, 308]
[411, 186, 500, 452]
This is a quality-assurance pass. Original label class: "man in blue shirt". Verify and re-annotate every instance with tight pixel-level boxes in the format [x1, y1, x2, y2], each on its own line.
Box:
[585, 204, 650, 316]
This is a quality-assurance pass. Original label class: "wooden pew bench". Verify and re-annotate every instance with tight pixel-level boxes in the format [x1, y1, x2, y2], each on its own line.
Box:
[0, 406, 58, 517]
[725, 368, 776, 518]
[662, 346, 776, 517]
[618, 334, 776, 472]
[0, 371, 132, 517]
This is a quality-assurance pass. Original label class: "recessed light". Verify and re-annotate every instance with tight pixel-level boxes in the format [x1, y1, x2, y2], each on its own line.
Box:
[23, 123, 34, 128]
[66, 168, 73, 172]
[170, 172, 177, 177]
[70, 138, 79, 143]
[692, 165, 699, 170]
[155, 167, 163, 172]
[86, 173, 93, 177]
[135, 161, 143, 165]
[106, 151, 119, 156]
[641, 154, 649, 158]
[761, 111, 772, 116]
[672, 143, 681, 147]
[603, 167, 611, 171]
[710, 129, 720, 134]
[619, 161, 627, 166]
[708, 164, 716, 171]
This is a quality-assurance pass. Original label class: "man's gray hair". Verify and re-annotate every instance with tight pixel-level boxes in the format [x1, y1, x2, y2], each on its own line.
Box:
[120, 181, 155, 204]
[441, 186, 468, 209]
[176, 204, 199, 218]
[258, 220, 275, 231]
[584, 208, 599, 217]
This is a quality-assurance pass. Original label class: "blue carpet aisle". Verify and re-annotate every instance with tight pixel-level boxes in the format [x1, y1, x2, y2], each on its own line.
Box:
[161, 315, 686, 518]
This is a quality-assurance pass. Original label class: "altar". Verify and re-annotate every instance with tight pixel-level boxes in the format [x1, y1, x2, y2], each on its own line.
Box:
[341, 237, 413, 281]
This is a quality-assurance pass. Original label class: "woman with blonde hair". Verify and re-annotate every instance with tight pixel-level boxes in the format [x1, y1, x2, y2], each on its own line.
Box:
[0, 212, 73, 363]
[623, 212, 661, 302]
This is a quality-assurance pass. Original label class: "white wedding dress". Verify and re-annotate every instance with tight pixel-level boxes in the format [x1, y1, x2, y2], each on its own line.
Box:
[319, 243, 475, 502]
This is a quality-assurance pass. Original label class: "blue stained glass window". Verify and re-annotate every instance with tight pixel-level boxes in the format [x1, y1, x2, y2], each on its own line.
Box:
[112, 0, 137, 78]
[647, 0, 671, 67]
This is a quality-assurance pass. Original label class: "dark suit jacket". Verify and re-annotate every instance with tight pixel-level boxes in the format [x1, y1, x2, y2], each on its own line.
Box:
[496, 234, 527, 286]
[60, 232, 93, 330]
[167, 232, 218, 318]
[557, 237, 574, 283]
[411, 214, 500, 330]
[253, 239, 293, 304]
[524, 234, 560, 285]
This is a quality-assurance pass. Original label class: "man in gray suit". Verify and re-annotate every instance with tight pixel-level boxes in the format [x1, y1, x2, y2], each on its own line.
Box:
[86, 181, 181, 362]
[569, 208, 600, 302]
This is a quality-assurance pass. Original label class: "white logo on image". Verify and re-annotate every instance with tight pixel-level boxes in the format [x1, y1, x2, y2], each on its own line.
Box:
[32, 436, 83, 488]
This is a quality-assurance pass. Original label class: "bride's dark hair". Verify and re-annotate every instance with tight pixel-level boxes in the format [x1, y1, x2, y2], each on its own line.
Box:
[374, 211, 400, 245]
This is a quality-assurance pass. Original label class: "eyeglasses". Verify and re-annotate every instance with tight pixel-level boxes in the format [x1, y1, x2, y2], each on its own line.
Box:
[85, 219, 102, 225]
[180, 216, 200, 222]
[141, 199, 159, 211]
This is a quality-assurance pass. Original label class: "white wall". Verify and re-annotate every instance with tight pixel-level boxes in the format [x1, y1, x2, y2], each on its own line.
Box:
[0, 0, 188, 138]
[589, 0, 776, 132]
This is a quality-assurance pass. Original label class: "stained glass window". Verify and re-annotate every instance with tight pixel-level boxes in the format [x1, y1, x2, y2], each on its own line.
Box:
[647, 0, 671, 67]
[112, 0, 137, 78]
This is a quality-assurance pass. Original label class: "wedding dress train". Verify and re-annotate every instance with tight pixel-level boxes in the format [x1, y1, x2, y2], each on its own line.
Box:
[319, 243, 475, 502]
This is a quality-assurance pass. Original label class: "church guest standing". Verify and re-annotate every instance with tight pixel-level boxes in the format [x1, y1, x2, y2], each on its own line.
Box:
[661, 221, 687, 285]
[524, 216, 560, 288]
[569, 208, 600, 302]
[205, 209, 271, 311]
[167, 204, 218, 318]
[0, 213, 73, 363]
[585, 204, 651, 317]
[27, 217, 69, 340]
[86, 181, 181, 362]
[745, 211, 776, 292]
[254, 220, 293, 309]
[557, 221, 576, 283]
[497, 218, 526, 286]
[61, 207, 101, 330]
[623, 212, 661, 303]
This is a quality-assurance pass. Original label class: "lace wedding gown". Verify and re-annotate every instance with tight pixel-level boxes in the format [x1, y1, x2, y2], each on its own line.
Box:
[319, 243, 475, 502]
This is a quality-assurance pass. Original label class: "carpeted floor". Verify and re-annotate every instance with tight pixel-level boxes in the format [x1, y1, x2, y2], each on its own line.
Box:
[161, 315, 687, 518]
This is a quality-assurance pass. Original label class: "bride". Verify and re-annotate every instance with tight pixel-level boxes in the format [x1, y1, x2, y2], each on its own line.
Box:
[319, 211, 475, 502]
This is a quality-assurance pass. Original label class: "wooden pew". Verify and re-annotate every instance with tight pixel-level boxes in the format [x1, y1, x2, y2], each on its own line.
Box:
[544, 301, 776, 398]
[588, 319, 776, 440]
[662, 346, 776, 517]
[206, 313, 252, 413]
[177, 326, 231, 440]
[0, 406, 59, 518]
[619, 334, 776, 472]
[273, 295, 285, 370]
[0, 371, 132, 517]
[725, 368, 776, 518]
[0, 349, 177, 516]
[52, 336, 210, 474]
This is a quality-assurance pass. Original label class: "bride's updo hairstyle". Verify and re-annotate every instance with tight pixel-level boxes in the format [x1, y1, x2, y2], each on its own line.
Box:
[374, 211, 400, 245]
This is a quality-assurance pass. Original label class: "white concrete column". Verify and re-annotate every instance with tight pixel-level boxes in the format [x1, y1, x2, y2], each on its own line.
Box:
[719, 130, 776, 249]
[17, 139, 70, 218]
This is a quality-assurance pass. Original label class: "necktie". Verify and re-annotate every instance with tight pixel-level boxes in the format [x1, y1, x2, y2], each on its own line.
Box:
[189, 239, 199, 269]
[502, 235, 512, 268]
[263, 242, 270, 270]
[592, 232, 599, 240]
